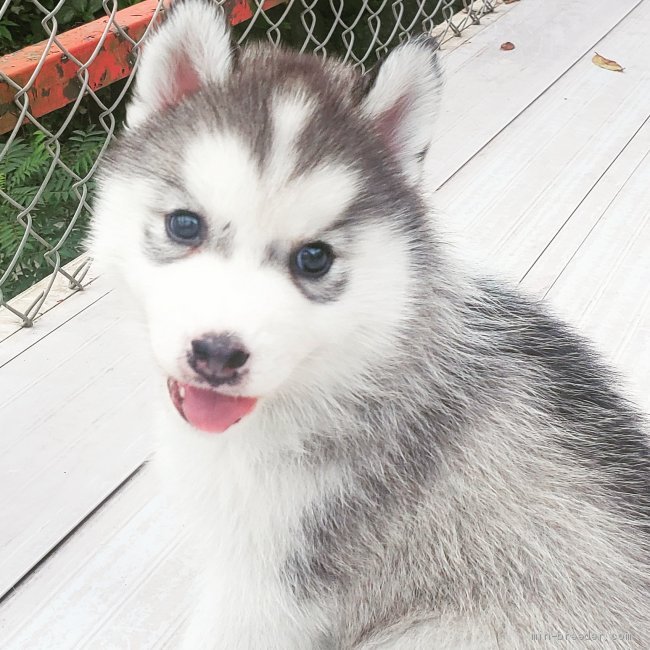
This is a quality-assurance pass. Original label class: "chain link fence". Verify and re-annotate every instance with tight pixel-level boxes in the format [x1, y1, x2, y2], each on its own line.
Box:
[0, 0, 500, 327]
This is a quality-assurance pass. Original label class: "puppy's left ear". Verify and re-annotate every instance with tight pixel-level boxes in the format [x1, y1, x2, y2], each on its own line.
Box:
[361, 36, 442, 183]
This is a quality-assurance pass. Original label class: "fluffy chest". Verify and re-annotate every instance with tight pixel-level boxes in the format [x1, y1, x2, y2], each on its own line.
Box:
[154, 409, 335, 646]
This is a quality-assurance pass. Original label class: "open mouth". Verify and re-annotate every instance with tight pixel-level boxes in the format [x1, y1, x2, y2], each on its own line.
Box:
[167, 378, 258, 434]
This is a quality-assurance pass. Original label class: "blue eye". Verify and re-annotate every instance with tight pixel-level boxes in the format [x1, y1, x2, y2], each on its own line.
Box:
[292, 242, 334, 278]
[166, 210, 203, 244]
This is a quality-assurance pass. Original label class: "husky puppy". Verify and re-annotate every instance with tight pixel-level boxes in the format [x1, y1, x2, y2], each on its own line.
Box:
[90, 1, 650, 647]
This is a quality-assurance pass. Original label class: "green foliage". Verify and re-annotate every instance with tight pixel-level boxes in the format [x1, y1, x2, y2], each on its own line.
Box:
[0, 0, 139, 301]
[0, 127, 107, 299]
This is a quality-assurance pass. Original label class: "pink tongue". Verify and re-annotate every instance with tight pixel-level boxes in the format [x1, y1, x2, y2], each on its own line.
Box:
[168, 380, 257, 433]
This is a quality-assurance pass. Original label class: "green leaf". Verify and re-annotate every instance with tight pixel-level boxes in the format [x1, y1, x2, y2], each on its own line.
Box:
[57, 7, 77, 25]
[71, 0, 89, 13]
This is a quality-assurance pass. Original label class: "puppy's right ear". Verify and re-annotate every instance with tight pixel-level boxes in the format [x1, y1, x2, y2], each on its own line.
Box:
[361, 36, 441, 184]
[127, 0, 235, 128]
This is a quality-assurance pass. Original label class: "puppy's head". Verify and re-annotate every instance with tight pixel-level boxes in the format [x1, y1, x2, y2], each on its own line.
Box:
[90, 0, 442, 434]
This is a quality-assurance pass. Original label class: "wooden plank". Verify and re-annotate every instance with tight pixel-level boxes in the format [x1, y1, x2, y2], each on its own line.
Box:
[0, 293, 155, 596]
[426, 0, 644, 190]
[521, 117, 650, 296]
[0, 284, 113, 369]
[540, 149, 650, 413]
[434, 0, 650, 285]
[0, 468, 194, 649]
[1, 289, 129, 407]
[433, 0, 515, 52]
[0, 385, 152, 598]
[0, 254, 102, 349]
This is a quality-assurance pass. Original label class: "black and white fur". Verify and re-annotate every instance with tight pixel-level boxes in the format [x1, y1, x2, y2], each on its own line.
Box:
[90, 1, 650, 647]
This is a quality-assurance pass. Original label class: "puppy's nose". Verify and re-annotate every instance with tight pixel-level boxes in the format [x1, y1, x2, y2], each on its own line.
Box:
[189, 334, 250, 385]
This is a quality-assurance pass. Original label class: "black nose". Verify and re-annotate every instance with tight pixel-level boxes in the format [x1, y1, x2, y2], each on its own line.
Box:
[189, 334, 250, 385]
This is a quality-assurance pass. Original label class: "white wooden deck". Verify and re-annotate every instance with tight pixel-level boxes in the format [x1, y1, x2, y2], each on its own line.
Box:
[1, 0, 649, 646]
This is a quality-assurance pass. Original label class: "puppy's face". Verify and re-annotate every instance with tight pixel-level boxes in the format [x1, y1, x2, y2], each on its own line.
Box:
[90, 1, 441, 433]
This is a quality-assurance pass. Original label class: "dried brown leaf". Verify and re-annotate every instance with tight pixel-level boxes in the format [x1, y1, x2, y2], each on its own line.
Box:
[592, 52, 624, 72]
[500, 42, 515, 51]
[503, 0, 520, 4]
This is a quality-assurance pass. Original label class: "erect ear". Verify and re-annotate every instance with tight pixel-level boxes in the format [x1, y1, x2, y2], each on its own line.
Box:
[361, 36, 442, 183]
[126, 0, 235, 128]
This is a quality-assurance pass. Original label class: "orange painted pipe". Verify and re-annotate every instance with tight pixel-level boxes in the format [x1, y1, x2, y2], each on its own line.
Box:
[0, 0, 286, 135]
